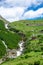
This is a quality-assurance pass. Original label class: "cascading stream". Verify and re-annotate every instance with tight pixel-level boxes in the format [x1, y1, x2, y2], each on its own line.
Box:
[5, 24, 8, 29]
[16, 41, 24, 57]
[0, 23, 24, 64]
[5, 23, 24, 57]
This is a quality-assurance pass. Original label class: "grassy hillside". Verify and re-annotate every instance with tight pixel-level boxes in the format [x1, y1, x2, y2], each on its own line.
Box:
[0, 40, 6, 58]
[0, 31, 21, 49]
[8, 19, 43, 32]
[0, 19, 43, 65]
[0, 20, 21, 49]
[0, 20, 6, 30]
[1, 52, 43, 65]
[8, 19, 43, 37]
[0, 20, 21, 58]
[24, 35, 43, 53]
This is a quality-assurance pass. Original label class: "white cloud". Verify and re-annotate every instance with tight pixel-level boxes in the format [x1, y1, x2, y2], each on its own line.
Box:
[23, 8, 43, 19]
[0, 6, 43, 22]
[5, 0, 43, 7]
[0, 0, 43, 22]
[0, 6, 25, 22]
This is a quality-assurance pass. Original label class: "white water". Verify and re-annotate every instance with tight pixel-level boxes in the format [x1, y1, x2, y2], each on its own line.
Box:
[0, 40, 24, 64]
[8, 41, 24, 58]
[2, 23, 24, 58]
[2, 41, 7, 49]
[5, 24, 8, 29]
[2, 40, 24, 58]
[0, 23, 24, 64]
[0, 41, 7, 64]
[16, 41, 24, 56]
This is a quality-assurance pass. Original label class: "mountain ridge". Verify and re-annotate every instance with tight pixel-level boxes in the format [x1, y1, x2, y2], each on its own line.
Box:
[0, 15, 9, 24]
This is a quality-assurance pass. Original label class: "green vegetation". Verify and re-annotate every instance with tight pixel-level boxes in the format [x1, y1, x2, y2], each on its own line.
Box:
[1, 52, 43, 65]
[24, 35, 43, 53]
[0, 31, 21, 49]
[0, 20, 5, 30]
[0, 20, 21, 58]
[0, 40, 6, 58]
[0, 20, 21, 49]
[8, 19, 43, 36]
[0, 19, 43, 65]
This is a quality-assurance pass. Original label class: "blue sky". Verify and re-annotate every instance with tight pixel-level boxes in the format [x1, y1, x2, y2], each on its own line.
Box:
[0, 0, 43, 22]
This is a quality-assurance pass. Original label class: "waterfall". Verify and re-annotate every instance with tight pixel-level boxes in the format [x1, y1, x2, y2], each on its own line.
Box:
[16, 41, 24, 56]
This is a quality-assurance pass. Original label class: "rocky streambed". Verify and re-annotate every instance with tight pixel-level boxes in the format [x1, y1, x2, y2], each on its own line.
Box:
[0, 40, 24, 64]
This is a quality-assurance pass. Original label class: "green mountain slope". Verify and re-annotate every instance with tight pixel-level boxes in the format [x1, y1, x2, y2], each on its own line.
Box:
[8, 19, 43, 37]
[0, 20, 6, 30]
[0, 18, 21, 58]
[0, 19, 43, 65]
[0, 40, 6, 58]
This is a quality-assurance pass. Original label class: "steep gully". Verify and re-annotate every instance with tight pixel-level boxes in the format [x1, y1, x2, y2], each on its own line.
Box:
[0, 24, 24, 64]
